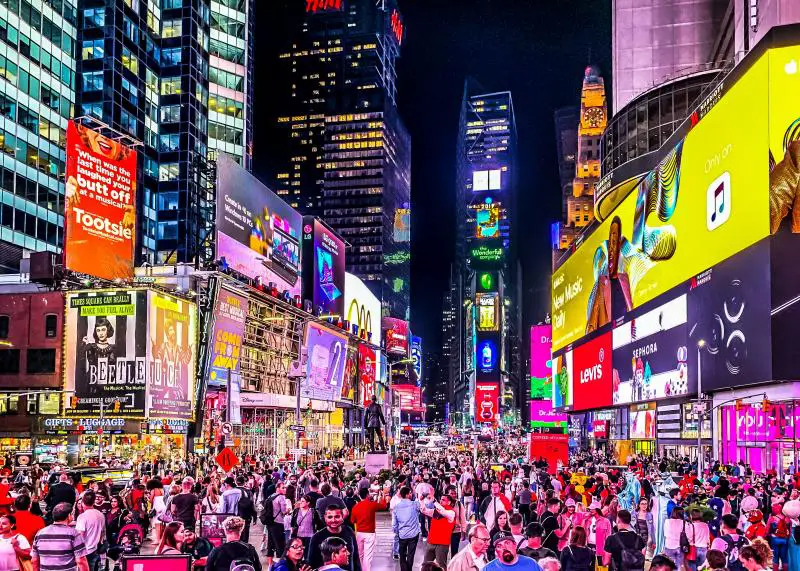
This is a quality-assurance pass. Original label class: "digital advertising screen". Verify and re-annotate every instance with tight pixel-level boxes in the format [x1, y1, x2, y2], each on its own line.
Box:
[382, 317, 409, 357]
[64, 290, 148, 416]
[304, 321, 348, 401]
[551, 52, 772, 352]
[476, 292, 500, 331]
[688, 238, 772, 391]
[772, 231, 800, 380]
[146, 291, 197, 421]
[216, 154, 303, 296]
[394, 384, 422, 411]
[477, 334, 499, 375]
[393, 207, 411, 243]
[475, 382, 499, 424]
[551, 350, 573, 409]
[530, 325, 552, 378]
[630, 403, 656, 439]
[358, 345, 377, 406]
[613, 294, 690, 404]
[206, 286, 248, 389]
[344, 273, 382, 345]
[530, 377, 551, 401]
[410, 335, 422, 385]
[475, 203, 500, 239]
[529, 399, 567, 427]
[65, 122, 137, 281]
[302, 217, 346, 317]
[477, 271, 498, 292]
[571, 332, 613, 411]
[341, 343, 357, 401]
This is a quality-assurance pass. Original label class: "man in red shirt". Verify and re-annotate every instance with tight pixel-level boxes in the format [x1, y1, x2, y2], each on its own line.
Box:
[350, 487, 388, 571]
[13, 494, 45, 544]
[421, 493, 456, 568]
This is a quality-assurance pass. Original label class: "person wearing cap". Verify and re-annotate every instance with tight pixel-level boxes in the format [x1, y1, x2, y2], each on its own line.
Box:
[484, 531, 542, 571]
[447, 524, 490, 571]
[171, 477, 200, 531]
[583, 500, 612, 559]
[518, 522, 556, 561]
[556, 499, 579, 552]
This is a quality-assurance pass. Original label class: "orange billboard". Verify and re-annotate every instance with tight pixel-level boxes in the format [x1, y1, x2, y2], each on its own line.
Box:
[65, 122, 137, 281]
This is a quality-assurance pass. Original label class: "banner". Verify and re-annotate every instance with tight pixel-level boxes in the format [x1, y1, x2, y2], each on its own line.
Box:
[206, 286, 248, 388]
[529, 399, 567, 427]
[341, 343, 357, 401]
[215, 154, 302, 296]
[382, 317, 409, 357]
[65, 122, 137, 281]
[146, 291, 197, 420]
[64, 290, 148, 416]
[344, 272, 381, 344]
[304, 321, 348, 401]
[359, 345, 377, 406]
[475, 382, 499, 424]
[302, 217, 346, 317]
[572, 332, 612, 411]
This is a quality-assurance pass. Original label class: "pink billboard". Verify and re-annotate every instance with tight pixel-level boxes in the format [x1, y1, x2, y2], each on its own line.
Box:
[530, 325, 552, 378]
[529, 399, 567, 425]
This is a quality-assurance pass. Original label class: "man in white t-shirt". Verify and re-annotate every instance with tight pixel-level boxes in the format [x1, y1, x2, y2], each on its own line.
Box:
[75, 491, 106, 571]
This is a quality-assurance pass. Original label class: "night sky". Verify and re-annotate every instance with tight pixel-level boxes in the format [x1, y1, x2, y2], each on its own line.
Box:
[253, 0, 612, 351]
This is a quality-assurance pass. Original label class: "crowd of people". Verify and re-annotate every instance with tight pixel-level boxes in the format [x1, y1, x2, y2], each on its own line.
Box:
[0, 443, 799, 571]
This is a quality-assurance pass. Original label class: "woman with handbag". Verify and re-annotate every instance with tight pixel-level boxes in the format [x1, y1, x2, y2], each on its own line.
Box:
[0, 515, 32, 571]
[687, 509, 710, 571]
[663, 506, 688, 571]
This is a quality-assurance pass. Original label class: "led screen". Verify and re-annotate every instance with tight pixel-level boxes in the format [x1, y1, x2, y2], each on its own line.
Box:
[344, 273, 381, 345]
[475, 205, 500, 239]
[410, 335, 422, 384]
[552, 350, 573, 408]
[359, 345, 377, 406]
[477, 337, 498, 374]
[383, 317, 409, 357]
[302, 218, 346, 317]
[476, 292, 499, 331]
[530, 325, 552, 399]
[206, 286, 248, 388]
[530, 399, 568, 427]
[630, 404, 656, 439]
[216, 154, 303, 296]
[475, 382, 499, 424]
[572, 332, 613, 411]
[65, 122, 137, 281]
[304, 321, 348, 401]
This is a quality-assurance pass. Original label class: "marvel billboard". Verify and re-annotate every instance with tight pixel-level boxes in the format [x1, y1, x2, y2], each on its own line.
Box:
[65, 122, 137, 281]
[571, 332, 612, 411]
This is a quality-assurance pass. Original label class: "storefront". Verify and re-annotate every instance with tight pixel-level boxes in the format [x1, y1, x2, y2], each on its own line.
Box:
[589, 410, 617, 450]
[629, 403, 656, 456]
[657, 401, 712, 461]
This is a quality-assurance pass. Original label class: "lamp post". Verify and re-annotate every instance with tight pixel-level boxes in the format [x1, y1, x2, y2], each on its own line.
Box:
[697, 339, 706, 476]
[387, 357, 414, 454]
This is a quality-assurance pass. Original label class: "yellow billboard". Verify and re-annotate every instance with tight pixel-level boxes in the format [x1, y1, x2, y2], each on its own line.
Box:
[552, 51, 773, 351]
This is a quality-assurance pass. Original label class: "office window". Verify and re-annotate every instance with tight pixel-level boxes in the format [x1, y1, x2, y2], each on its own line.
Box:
[162, 0, 181, 7]
[159, 133, 179, 152]
[160, 105, 180, 123]
[82, 71, 103, 91]
[27, 348, 55, 373]
[161, 18, 181, 37]
[18, 105, 38, 133]
[158, 162, 179, 181]
[144, 157, 158, 178]
[161, 47, 181, 66]
[83, 7, 105, 27]
[0, 55, 16, 85]
[0, 351, 19, 375]
[0, 315, 8, 339]
[124, 0, 140, 13]
[161, 76, 181, 95]
[123, 16, 139, 42]
[121, 77, 137, 106]
[81, 38, 103, 59]
[81, 103, 102, 119]
[209, 67, 242, 91]
[122, 47, 138, 74]
[120, 109, 136, 135]
[21, 0, 41, 31]
[0, 17, 18, 48]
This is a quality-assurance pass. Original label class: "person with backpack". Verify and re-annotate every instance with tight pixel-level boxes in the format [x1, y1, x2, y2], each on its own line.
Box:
[261, 481, 289, 568]
[205, 516, 261, 571]
[559, 527, 595, 571]
[234, 476, 256, 543]
[768, 500, 790, 571]
[711, 514, 750, 571]
[602, 510, 645, 571]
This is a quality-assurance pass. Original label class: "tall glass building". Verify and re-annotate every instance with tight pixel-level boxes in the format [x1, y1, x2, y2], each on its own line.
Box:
[0, 0, 77, 272]
[274, 0, 411, 320]
[76, 0, 253, 267]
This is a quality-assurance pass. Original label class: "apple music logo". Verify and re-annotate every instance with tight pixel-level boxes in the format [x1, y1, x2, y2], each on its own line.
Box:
[707, 171, 731, 231]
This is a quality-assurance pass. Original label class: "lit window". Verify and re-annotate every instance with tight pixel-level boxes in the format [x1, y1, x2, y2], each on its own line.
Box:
[161, 17, 181, 37]
[122, 47, 138, 73]
[158, 162, 179, 181]
[161, 76, 181, 95]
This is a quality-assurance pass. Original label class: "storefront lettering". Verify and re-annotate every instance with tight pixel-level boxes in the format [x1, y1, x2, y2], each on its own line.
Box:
[44, 417, 126, 428]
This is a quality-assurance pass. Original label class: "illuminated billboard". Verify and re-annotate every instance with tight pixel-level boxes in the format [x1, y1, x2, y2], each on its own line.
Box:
[359, 345, 377, 406]
[472, 169, 502, 191]
[344, 273, 381, 345]
[530, 400, 568, 428]
[475, 382, 499, 424]
[613, 294, 690, 404]
[476, 292, 499, 331]
[394, 208, 411, 243]
[216, 154, 302, 296]
[394, 384, 423, 412]
[206, 286, 248, 388]
[410, 335, 422, 385]
[630, 403, 656, 439]
[470, 244, 504, 264]
[382, 317, 409, 357]
[304, 321, 348, 401]
[551, 52, 772, 351]
[552, 350, 573, 408]
[65, 122, 137, 281]
[572, 332, 613, 411]
[530, 324, 552, 379]
[64, 289, 197, 421]
[305, 0, 341, 13]
[477, 271, 497, 292]
[477, 334, 499, 375]
[475, 203, 500, 239]
[302, 217, 346, 318]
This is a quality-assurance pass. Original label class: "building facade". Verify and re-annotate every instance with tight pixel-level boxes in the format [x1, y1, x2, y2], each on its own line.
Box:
[273, 0, 411, 319]
[0, 0, 77, 272]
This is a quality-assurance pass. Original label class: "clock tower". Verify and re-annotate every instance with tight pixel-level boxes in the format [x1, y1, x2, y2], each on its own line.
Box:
[570, 64, 607, 226]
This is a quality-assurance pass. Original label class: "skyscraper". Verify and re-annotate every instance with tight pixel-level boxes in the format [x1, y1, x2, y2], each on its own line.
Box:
[452, 82, 521, 424]
[551, 106, 579, 258]
[76, 0, 254, 267]
[273, 0, 411, 319]
[0, 0, 78, 272]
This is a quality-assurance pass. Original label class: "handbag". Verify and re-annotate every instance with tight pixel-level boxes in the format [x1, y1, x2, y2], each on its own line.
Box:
[680, 521, 691, 554]
[17, 556, 33, 571]
[685, 522, 697, 562]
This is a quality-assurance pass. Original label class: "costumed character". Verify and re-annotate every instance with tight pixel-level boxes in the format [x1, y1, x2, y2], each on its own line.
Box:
[740, 496, 760, 535]
[783, 499, 800, 571]
[617, 468, 642, 513]
[651, 470, 678, 556]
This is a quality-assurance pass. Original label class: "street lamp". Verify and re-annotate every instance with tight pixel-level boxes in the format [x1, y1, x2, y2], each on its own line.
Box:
[697, 339, 706, 476]
[387, 358, 414, 453]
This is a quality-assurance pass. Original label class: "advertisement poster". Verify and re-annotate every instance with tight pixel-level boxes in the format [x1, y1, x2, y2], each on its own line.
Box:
[530, 377, 551, 400]
[613, 294, 689, 404]
[551, 55, 771, 351]
[215, 154, 302, 296]
[393, 207, 410, 243]
[65, 122, 137, 281]
[410, 335, 422, 385]
[146, 291, 197, 421]
[572, 332, 613, 411]
[359, 345, 376, 406]
[476, 293, 499, 331]
[530, 325, 552, 399]
[302, 217, 346, 317]
[630, 403, 656, 439]
[383, 317, 409, 357]
[206, 286, 248, 388]
[304, 321, 348, 401]
[64, 290, 148, 416]
[552, 350, 573, 408]
[477, 334, 499, 375]
[341, 343, 357, 401]
[688, 239, 771, 391]
[475, 204, 500, 239]
[344, 273, 381, 345]
[529, 400, 567, 427]
[475, 382, 499, 424]
[529, 433, 568, 474]
[394, 385, 422, 411]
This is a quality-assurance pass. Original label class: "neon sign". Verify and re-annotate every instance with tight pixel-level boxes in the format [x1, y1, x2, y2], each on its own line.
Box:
[306, 0, 342, 13]
[390, 9, 404, 44]
[470, 245, 504, 263]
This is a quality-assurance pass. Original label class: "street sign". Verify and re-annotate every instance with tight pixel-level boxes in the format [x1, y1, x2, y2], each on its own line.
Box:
[215, 447, 239, 472]
[289, 425, 306, 432]
[220, 422, 233, 435]
[289, 448, 307, 456]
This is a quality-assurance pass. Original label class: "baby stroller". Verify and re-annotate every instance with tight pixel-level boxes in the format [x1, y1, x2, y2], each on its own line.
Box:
[106, 523, 144, 571]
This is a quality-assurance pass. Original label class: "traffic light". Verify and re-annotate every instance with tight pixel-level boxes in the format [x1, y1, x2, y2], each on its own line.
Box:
[69, 396, 78, 409]
[113, 400, 121, 413]
[763, 399, 771, 414]
[735, 399, 743, 412]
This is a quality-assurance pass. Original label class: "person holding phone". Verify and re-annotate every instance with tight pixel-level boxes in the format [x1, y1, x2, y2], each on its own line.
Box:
[273, 538, 312, 571]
